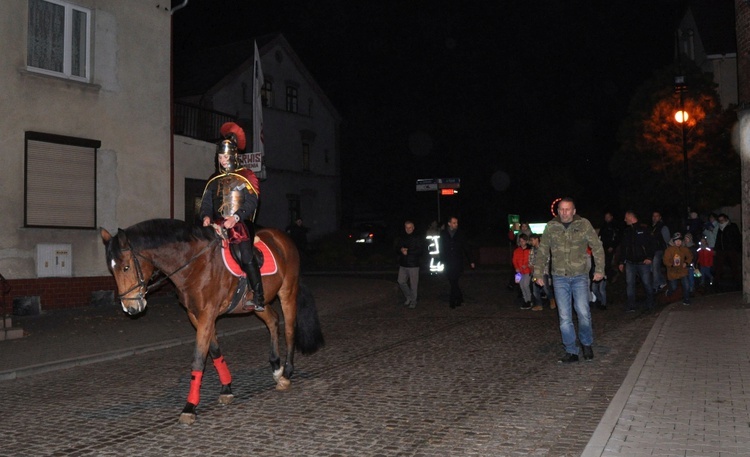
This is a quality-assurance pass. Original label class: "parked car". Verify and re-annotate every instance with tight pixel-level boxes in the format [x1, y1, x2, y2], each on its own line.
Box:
[347, 223, 387, 244]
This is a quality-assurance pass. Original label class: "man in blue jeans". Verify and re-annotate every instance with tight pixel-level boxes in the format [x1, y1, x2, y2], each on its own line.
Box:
[533, 198, 605, 364]
[618, 211, 656, 313]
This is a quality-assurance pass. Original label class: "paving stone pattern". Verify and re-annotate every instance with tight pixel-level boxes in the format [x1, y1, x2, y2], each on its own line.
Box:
[602, 305, 750, 457]
[0, 273, 657, 456]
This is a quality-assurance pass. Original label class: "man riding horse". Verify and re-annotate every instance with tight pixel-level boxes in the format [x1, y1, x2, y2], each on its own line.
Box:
[200, 122, 264, 312]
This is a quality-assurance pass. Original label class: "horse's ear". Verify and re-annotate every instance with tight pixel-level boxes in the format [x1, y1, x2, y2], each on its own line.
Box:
[100, 227, 112, 244]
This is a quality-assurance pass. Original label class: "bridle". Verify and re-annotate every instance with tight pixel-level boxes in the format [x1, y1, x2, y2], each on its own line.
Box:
[115, 237, 219, 303]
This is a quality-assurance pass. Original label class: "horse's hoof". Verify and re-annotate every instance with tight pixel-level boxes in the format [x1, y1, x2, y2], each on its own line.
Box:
[178, 413, 196, 425]
[276, 376, 291, 391]
[218, 394, 235, 405]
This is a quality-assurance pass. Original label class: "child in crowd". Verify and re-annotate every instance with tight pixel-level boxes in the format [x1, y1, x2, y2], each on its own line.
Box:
[696, 237, 715, 288]
[513, 233, 533, 309]
[663, 232, 694, 305]
[682, 232, 697, 294]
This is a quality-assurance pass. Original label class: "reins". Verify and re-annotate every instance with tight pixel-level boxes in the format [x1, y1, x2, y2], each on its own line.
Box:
[116, 237, 219, 301]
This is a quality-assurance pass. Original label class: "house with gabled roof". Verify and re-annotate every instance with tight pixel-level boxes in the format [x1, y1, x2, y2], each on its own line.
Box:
[676, 0, 738, 108]
[173, 33, 342, 240]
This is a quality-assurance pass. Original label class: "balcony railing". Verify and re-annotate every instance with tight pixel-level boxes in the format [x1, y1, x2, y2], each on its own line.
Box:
[173, 102, 236, 143]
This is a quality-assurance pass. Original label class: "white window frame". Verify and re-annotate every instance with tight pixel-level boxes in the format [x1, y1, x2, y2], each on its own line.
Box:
[27, 0, 92, 82]
[25, 131, 100, 229]
[286, 86, 298, 113]
[262, 80, 273, 108]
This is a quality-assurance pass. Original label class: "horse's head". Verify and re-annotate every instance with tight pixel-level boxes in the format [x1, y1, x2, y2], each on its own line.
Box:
[101, 227, 154, 315]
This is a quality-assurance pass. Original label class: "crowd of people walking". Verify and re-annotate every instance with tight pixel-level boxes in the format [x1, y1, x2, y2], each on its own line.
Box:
[391, 204, 741, 364]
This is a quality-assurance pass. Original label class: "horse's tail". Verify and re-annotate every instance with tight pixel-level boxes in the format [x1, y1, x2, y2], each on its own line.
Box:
[294, 283, 325, 355]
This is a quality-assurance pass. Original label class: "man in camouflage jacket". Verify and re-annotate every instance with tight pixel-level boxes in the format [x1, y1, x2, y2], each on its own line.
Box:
[533, 198, 605, 363]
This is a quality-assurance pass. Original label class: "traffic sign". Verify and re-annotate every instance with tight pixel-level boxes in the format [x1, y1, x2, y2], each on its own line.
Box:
[438, 178, 460, 189]
[416, 178, 438, 191]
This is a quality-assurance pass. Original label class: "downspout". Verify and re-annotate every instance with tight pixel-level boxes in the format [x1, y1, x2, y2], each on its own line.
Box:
[169, 1, 188, 219]
[171, 0, 188, 15]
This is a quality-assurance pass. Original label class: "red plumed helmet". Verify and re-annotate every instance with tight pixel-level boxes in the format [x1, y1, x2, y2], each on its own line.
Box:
[220, 122, 246, 150]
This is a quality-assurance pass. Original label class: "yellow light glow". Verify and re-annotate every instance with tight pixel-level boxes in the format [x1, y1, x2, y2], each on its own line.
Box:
[675, 110, 689, 123]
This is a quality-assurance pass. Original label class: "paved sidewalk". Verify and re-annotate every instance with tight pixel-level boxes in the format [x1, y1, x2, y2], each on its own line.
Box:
[583, 290, 750, 457]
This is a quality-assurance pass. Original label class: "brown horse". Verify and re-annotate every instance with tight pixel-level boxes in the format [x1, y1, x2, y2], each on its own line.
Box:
[100, 219, 324, 425]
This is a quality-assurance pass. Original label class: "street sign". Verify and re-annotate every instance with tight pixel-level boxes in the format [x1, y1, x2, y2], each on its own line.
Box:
[416, 178, 438, 191]
[438, 178, 460, 189]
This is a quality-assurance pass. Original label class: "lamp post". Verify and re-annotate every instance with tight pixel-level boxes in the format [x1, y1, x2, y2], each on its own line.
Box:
[674, 75, 689, 213]
[675, 108, 689, 213]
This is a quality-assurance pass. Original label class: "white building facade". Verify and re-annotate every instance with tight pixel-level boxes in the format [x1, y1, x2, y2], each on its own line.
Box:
[174, 34, 342, 241]
[0, 0, 172, 309]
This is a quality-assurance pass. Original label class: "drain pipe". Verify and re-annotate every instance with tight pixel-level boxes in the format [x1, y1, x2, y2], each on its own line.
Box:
[169, 1, 188, 218]
[171, 0, 188, 15]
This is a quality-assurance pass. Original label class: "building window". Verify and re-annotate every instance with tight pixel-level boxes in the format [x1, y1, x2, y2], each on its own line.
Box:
[286, 86, 298, 113]
[262, 81, 273, 108]
[302, 143, 310, 171]
[27, 0, 91, 82]
[25, 131, 100, 228]
[287, 194, 300, 222]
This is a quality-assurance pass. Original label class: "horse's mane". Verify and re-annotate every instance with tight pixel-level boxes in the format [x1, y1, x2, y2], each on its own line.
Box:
[106, 219, 217, 262]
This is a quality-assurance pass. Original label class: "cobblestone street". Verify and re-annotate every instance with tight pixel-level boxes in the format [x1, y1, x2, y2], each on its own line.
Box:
[1, 273, 656, 456]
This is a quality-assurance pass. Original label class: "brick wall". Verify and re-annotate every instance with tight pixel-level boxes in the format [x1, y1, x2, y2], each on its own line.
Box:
[2, 276, 117, 311]
[738, 0, 750, 107]
[1, 276, 179, 311]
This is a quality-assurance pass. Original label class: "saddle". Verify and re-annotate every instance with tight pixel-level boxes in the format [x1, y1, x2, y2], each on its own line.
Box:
[214, 232, 278, 315]
[219, 236, 278, 277]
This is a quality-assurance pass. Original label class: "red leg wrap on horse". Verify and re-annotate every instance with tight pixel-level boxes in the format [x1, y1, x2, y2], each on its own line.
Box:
[212, 356, 232, 385]
[187, 370, 203, 406]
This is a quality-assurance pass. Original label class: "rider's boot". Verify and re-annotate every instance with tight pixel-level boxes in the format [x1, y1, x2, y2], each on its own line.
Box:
[242, 255, 265, 312]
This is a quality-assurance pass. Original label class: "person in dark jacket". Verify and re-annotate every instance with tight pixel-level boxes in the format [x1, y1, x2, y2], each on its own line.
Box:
[617, 210, 656, 313]
[714, 213, 742, 287]
[439, 216, 475, 309]
[396, 221, 424, 309]
[599, 211, 621, 280]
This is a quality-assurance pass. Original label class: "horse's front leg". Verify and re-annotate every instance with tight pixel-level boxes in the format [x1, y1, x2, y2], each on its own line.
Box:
[208, 336, 234, 405]
[179, 315, 214, 425]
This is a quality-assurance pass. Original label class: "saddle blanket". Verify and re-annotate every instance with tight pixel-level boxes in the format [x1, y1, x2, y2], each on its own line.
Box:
[220, 238, 278, 277]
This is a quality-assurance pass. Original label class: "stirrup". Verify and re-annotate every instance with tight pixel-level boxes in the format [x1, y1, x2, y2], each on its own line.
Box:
[242, 300, 264, 312]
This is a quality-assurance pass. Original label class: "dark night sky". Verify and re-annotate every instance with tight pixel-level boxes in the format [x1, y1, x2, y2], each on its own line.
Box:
[173, 0, 689, 233]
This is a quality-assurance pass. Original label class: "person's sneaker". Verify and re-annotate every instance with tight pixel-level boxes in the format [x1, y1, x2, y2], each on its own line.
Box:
[558, 353, 579, 364]
[682, 301, 690, 306]
[403, 300, 411, 307]
[408, 302, 417, 309]
[582, 345, 594, 361]
[531, 305, 543, 311]
[520, 302, 532, 310]
[625, 307, 637, 313]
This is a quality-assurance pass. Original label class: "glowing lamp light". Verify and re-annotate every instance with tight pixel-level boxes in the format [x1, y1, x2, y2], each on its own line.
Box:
[675, 110, 689, 123]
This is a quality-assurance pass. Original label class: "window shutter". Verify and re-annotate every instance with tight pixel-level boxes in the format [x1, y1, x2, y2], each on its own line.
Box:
[25, 135, 98, 228]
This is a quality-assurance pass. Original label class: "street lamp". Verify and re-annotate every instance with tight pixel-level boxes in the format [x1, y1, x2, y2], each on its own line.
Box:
[674, 74, 689, 213]
[675, 108, 689, 213]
